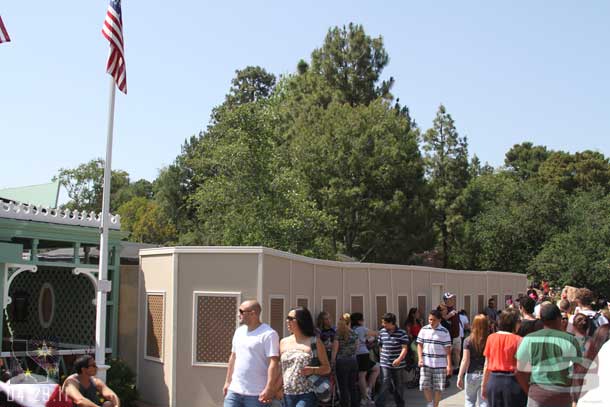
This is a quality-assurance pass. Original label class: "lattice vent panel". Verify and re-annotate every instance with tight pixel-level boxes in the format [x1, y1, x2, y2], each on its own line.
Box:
[146, 294, 164, 359]
[195, 295, 237, 364]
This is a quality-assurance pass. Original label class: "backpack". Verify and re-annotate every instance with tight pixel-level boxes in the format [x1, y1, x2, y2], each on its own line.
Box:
[587, 312, 604, 337]
[308, 337, 331, 403]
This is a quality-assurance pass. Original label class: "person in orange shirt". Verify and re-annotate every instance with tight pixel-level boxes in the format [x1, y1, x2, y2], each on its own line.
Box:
[481, 308, 526, 407]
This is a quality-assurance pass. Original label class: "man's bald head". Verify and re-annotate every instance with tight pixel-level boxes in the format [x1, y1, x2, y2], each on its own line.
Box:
[241, 300, 262, 316]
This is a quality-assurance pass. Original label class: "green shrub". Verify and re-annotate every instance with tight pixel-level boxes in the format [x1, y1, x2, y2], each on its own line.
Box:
[106, 358, 139, 407]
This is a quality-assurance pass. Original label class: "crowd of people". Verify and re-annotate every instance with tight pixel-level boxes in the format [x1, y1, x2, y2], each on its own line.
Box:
[223, 287, 610, 407]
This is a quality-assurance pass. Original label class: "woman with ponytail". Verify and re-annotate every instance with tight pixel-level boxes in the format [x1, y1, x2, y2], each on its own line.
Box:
[331, 313, 360, 407]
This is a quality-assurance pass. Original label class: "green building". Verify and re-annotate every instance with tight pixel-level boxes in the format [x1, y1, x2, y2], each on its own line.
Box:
[0, 182, 124, 376]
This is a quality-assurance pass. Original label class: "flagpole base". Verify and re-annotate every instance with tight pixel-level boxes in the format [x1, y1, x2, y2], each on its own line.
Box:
[96, 363, 110, 382]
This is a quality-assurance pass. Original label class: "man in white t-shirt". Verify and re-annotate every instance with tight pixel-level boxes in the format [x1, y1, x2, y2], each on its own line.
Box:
[223, 300, 280, 407]
[567, 288, 609, 334]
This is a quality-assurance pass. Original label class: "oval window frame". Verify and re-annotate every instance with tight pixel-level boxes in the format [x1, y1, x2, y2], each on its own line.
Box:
[38, 282, 55, 329]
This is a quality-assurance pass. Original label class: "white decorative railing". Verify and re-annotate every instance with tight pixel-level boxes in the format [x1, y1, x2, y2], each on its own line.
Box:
[0, 201, 121, 230]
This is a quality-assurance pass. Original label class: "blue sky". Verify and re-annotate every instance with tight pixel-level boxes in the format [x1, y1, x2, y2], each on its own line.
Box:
[1, 1, 609, 189]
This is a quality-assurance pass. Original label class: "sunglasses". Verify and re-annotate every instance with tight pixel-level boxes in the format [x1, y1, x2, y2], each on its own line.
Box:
[286, 316, 296, 321]
[239, 309, 252, 314]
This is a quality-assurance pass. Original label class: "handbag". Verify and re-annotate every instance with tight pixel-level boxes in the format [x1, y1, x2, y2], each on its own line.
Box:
[308, 337, 331, 403]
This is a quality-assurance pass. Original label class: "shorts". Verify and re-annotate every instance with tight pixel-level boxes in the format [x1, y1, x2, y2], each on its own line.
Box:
[419, 366, 447, 391]
[357, 353, 374, 372]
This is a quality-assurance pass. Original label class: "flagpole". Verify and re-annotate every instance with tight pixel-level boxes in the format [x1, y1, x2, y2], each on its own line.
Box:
[95, 75, 117, 382]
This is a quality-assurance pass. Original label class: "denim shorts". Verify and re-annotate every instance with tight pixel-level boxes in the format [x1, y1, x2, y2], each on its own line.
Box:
[282, 392, 317, 407]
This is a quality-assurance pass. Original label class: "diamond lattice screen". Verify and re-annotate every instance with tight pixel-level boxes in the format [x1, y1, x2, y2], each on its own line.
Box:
[351, 296, 363, 314]
[146, 294, 164, 359]
[7, 267, 96, 346]
[195, 295, 237, 364]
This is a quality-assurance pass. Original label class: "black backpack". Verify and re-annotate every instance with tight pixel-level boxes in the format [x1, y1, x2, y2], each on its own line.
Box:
[587, 312, 604, 337]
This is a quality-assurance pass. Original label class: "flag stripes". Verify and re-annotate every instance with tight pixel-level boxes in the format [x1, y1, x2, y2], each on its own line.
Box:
[102, 1, 127, 93]
[0, 15, 11, 43]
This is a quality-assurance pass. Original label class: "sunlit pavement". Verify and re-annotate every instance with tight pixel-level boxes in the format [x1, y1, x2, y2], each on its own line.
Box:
[383, 386, 465, 407]
[135, 387, 467, 406]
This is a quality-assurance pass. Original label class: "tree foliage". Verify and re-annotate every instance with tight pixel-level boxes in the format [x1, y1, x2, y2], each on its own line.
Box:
[52, 24, 610, 296]
[309, 23, 394, 106]
[117, 197, 177, 244]
[530, 190, 610, 294]
[286, 99, 432, 262]
[504, 142, 550, 180]
[55, 158, 133, 213]
[538, 150, 610, 193]
[422, 105, 470, 267]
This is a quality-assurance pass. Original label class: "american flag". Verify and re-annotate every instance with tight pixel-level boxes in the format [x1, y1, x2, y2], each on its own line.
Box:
[0, 15, 11, 44]
[101, 0, 127, 94]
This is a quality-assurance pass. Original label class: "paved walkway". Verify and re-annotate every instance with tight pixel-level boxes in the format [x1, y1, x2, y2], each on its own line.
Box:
[136, 387, 467, 407]
[395, 386, 465, 406]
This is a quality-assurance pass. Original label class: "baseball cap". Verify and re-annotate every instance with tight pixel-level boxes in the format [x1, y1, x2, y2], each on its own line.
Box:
[443, 292, 456, 300]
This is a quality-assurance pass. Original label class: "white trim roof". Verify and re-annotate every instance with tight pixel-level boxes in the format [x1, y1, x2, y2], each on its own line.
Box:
[0, 200, 121, 230]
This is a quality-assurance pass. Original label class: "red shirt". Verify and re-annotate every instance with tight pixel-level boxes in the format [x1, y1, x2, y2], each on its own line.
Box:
[410, 323, 422, 338]
[483, 332, 522, 372]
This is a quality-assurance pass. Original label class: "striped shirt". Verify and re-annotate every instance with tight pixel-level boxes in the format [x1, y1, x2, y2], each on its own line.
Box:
[378, 327, 409, 368]
[416, 324, 451, 368]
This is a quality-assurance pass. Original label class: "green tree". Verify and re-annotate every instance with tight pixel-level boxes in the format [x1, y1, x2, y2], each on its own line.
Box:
[286, 99, 432, 262]
[504, 142, 550, 180]
[54, 158, 130, 213]
[117, 197, 177, 244]
[301, 23, 393, 107]
[530, 190, 610, 296]
[538, 150, 610, 193]
[453, 176, 566, 272]
[224, 66, 276, 107]
[185, 98, 336, 257]
[422, 104, 470, 267]
[112, 178, 153, 209]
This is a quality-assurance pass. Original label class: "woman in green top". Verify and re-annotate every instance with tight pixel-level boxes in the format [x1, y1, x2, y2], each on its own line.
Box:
[331, 313, 360, 407]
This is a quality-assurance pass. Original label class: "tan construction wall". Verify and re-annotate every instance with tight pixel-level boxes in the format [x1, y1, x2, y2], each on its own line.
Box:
[137, 247, 528, 407]
[137, 254, 175, 407]
[118, 264, 139, 372]
[174, 252, 259, 407]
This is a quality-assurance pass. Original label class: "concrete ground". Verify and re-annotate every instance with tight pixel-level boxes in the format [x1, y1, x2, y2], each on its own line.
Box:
[393, 386, 465, 407]
[136, 387, 467, 407]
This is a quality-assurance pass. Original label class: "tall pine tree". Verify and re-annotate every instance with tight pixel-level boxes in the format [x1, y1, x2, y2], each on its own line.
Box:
[423, 105, 470, 267]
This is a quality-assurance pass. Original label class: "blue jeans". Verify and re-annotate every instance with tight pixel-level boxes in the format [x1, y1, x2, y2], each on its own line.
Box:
[282, 392, 317, 407]
[375, 367, 405, 407]
[465, 372, 487, 407]
[224, 391, 271, 407]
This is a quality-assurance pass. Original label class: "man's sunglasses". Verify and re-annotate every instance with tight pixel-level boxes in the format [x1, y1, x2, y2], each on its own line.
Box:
[239, 309, 253, 314]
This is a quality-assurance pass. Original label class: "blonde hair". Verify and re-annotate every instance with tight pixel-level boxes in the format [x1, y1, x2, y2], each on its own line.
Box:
[336, 313, 352, 340]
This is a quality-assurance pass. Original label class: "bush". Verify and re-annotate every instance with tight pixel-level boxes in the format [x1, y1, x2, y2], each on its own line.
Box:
[106, 358, 139, 407]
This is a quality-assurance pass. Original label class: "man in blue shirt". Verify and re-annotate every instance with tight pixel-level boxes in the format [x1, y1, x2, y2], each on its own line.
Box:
[375, 312, 409, 407]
